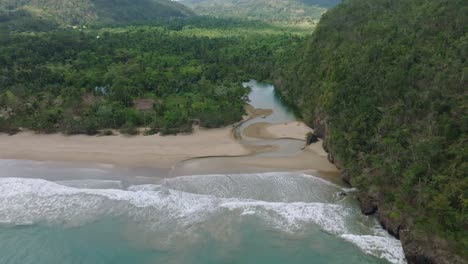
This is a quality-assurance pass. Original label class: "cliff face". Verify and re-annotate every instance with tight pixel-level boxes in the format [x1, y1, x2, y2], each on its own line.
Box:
[276, 0, 467, 262]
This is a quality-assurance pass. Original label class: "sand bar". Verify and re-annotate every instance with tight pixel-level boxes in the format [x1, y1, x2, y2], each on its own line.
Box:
[243, 121, 312, 140]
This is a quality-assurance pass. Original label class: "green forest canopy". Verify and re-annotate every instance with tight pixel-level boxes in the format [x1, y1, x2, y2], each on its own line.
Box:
[277, 0, 467, 256]
[0, 17, 305, 135]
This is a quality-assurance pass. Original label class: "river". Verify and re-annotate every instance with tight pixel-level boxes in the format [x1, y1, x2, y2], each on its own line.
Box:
[0, 80, 405, 264]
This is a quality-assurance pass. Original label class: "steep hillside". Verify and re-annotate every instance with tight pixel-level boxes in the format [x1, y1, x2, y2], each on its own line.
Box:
[0, 0, 193, 26]
[180, 0, 340, 26]
[0, 8, 58, 31]
[277, 0, 467, 262]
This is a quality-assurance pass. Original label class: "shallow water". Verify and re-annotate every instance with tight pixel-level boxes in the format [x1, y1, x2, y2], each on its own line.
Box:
[0, 80, 406, 264]
[242, 80, 296, 124]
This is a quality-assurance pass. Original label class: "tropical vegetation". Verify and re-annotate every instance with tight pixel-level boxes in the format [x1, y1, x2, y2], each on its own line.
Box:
[0, 17, 305, 135]
[277, 0, 467, 257]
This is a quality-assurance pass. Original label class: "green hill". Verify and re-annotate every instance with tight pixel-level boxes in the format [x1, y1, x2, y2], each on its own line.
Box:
[277, 0, 467, 262]
[0, 0, 193, 27]
[180, 0, 340, 26]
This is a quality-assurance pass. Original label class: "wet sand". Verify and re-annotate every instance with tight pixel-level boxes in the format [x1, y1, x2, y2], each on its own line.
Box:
[0, 127, 249, 168]
[171, 110, 339, 181]
[244, 105, 273, 119]
[243, 121, 312, 140]
[171, 137, 339, 182]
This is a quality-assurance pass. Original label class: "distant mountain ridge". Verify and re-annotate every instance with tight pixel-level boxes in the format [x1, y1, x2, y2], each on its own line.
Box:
[299, 0, 341, 8]
[0, 0, 193, 26]
[180, 0, 341, 25]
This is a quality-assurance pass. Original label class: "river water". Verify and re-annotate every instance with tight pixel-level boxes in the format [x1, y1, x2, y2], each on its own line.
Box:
[0, 80, 405, 264]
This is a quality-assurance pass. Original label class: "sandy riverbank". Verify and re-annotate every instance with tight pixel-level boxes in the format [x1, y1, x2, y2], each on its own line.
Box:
[171, 119, 339, 180]
[242, 120, 330, 158]
[243, 121, 312, 140]
[0, 127, 249, 168]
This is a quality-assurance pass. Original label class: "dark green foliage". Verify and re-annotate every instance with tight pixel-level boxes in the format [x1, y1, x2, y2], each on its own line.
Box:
[278, 0, 467, 254]
[120, 122, 139, 135]
[305, 131, 318, 145]
[100, 130, 115, 136]
[62, 114, 99, 135]
[0, 18, 302, 135]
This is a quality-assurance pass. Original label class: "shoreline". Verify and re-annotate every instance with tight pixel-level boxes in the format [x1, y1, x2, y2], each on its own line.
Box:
[0, 106, 338, 178]
[0, 127, 249, 169]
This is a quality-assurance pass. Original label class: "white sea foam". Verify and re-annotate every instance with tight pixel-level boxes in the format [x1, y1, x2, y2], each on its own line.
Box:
[161, 172, 344, 203]
[0, 175, 405, 263]
[0, 177, 347, 233]
[221, 200, 351, 234]
[0, 178, 217, 228]
[340, 234, 406, 264]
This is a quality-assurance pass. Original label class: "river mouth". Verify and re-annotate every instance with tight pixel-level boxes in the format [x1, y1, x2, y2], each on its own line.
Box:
[0, 80, 405, 264]
[171, 80, 340, 182]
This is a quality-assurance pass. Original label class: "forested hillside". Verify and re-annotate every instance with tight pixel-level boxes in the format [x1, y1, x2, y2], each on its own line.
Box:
[0, 0, 192, 27]
[180, 0, 340, 27]
[0, 18, 304, 135]
[277, 0, 467, 262]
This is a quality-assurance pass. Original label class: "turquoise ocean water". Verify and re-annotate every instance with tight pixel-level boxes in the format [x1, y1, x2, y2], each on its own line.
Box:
[0, 172, 404, 264]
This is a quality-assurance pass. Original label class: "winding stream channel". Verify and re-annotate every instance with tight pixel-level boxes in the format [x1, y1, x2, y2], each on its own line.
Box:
[0, 80, 405, 264]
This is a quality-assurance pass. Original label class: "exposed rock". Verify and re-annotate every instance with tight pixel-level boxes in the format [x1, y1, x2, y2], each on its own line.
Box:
[313, 115, 327, 139]
[305, 132, 318, 145]
[341, 170, 351, 185]
[322, 139, 329, 152]
[327, 153, 334, 164]
[357, 192, 378, 215]
[377, 205, 403, 239]
[399, 229, 467, 264]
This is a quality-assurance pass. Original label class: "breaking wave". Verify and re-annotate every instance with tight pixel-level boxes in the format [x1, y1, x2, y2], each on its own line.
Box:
[0, 172, 405, 264]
